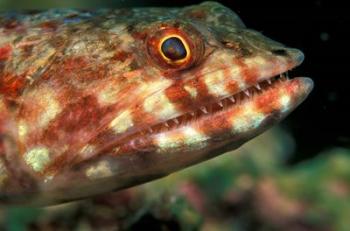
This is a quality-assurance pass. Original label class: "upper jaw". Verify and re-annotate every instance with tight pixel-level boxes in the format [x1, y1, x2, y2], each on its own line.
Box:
[234, 48, 305, 93]
[181, 47, 306, 112]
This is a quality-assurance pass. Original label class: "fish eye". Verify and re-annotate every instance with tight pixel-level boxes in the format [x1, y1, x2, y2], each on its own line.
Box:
[147, 24, 204, 70]
[160, 36, 189, 62]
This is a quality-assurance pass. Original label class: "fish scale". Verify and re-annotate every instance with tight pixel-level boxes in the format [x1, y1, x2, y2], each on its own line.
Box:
[0, 2, 313, 205]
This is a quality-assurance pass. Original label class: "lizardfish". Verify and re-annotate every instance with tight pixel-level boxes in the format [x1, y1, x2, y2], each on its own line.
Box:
[0, 2, 313, 205]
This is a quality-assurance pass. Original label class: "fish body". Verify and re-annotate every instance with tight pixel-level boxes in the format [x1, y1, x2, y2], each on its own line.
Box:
[0, 2, 313, 205]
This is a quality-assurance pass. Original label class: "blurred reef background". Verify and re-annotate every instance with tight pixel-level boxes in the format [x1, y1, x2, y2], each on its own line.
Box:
[3, 129, 350, 231]
[0, 0, 349, 230]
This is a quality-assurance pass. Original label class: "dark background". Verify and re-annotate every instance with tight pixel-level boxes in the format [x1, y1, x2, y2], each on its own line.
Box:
[1, 0, 348, 163]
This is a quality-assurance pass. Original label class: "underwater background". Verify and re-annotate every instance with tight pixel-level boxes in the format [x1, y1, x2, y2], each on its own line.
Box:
[0, 0, 349, 230]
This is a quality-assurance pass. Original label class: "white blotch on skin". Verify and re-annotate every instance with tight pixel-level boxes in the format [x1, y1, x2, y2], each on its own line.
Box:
[182, 127, 208, 149]
[252, 56, 268, 66]
[40, 100, 60, 128]
[156, 127, 208, 152]
[18, 120, 28, 142]
[86, 161, 113, 180]
[279, 94, 291, 113]
[37, 89, 62, 128]
[231, 105, 265, 133]
[24, 147, 51, 172]
[184, 85, 198, 98]
[110, 110, 134, 134]
[143, 93, 178, 120]
[246, 56, 271, 79]
[71, 41, 86, 52]
[156, 133, 182, 151]
[204, 70, 230, 98]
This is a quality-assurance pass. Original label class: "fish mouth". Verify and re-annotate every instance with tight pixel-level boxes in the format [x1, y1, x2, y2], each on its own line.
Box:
[140, 66, 313, 136]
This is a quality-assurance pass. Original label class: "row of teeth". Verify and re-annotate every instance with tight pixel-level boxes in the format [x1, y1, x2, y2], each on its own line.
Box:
[142, 72, 290, 134]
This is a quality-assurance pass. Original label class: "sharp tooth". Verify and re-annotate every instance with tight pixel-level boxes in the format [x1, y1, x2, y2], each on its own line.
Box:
[218, 101, 223, 107]
[200, 106, 208, 114]
[286, 72, 290, 79]
[173, 118, 179, 124]
[164, 122, 170, 127]
[267, 79, 272, 85]
[279, 74, 286, 82]
[189, 111, 195, 117]
[148, 127, 153, 133]
[244, 90, 250, 97]
[228, 96, 235, 103]
[255, 83, 261, 90]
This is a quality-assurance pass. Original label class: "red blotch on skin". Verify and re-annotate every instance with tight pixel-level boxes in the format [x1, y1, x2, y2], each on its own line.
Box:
[0, 73, 27, 99]
[0, 44, 13, 61]
[131, 31, 147, 41]
[199, 112, 234, 137]
[63, 56, 88, 71]
[226, 79, 239, 94]
[285, 80, 299, 94]
[39, 21, 59, 32]
[45, 96, 108, 142]
[243, 67, 258, 85]
[255, 89, 279, 114]
[112, 51, 132, 62]
[3, 20, 20, 30]
[165, 84, 189, 101]
[165, 83, 193, 111]
[132, 107, 159, 126]
[187, 76, 215, 103]
[41, 96, 112, 172]
[233, 58, 258, 86]
[224, 68, 239, 93]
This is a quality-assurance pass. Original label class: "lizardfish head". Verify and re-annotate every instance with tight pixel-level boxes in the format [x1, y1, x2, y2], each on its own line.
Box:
[107, 3, 313, 171]
[0, 2, 313, 205]
[68, 2, 313, 202]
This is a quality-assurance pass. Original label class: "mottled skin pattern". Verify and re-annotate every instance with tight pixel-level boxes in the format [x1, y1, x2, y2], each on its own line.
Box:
[0, 2, 313, 205]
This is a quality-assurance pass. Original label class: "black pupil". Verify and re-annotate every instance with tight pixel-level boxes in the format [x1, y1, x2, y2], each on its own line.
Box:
[161, 37, 187, 61]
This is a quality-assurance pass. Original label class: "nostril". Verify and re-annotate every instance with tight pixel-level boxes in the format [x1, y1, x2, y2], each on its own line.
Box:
[271, 49, 288, 56]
